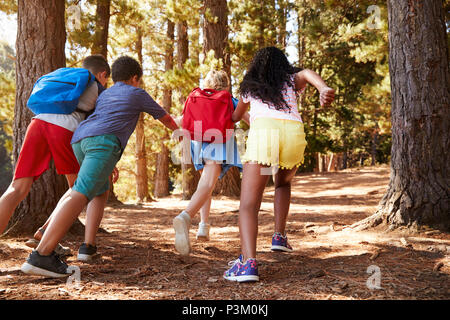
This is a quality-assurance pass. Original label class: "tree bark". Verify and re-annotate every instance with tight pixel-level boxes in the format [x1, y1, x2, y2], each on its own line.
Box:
[6, 0, 70, 236]
[155, 20, 175, 198]
[176, 21, 189, 71]
[135, 113, 149, 202]
[178, 20, 200, 200]
[276, 0, 288, 49]
[354, 0, 450, 231]
[133, 29, 150, 202]
[92, 0, 110, 59]
[204, 0, 241, 197]
[203, 0, 231, 77]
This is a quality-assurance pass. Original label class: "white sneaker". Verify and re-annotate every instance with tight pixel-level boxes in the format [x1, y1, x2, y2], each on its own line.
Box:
[196, 222, 210, 241]
[173, 211, 191, 256]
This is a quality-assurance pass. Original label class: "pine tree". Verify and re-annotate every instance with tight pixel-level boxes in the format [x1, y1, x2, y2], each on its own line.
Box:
[354, 0, 450, 231]
[6, 0, 69, 235]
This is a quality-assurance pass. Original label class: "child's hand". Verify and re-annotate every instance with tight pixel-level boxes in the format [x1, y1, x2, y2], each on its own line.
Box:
[174, 116, 183, 127]
[110, 167, 119, 184]
[319, 87, 335, 107]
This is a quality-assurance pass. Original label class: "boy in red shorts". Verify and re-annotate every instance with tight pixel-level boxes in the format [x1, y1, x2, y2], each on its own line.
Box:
[0, 55, 111, 259]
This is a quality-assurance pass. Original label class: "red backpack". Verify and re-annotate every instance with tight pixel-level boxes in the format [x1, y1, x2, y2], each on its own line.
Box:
[182, 88, 235, 143]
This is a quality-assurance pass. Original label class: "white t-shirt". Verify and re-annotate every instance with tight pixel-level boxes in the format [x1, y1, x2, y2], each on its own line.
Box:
[34, 82, 99, 132]
[242, 75, 304, 123]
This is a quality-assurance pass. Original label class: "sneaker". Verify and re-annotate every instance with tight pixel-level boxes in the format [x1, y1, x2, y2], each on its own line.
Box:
[25, 239, 72, 257]
[77, 243, 98, 261]
[21, 250, 70, 278]
[223, 255, 259, 282]
[196, 222, 210, 241]
[54, 244, 72, 257]
[271, 232, 293, 252]
[173, 211, 191, 256]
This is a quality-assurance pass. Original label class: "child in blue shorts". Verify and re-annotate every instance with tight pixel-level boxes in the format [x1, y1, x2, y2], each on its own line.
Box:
[21, 56, 179, 278]
[173, 70, 247, 255]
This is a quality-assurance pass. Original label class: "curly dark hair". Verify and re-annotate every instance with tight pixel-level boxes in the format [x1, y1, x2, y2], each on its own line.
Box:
[239, 47, 302, 111]
[111, 56, 143, 82]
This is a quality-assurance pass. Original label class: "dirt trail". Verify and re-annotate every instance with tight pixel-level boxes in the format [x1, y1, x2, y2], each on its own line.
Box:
[1, 165, 449, 300]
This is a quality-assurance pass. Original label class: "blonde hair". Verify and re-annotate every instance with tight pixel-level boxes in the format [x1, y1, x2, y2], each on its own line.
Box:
[203, 70, 230, 91]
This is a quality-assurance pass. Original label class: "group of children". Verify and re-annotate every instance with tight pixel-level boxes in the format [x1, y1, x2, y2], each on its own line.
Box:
[0, 47, 334, 282]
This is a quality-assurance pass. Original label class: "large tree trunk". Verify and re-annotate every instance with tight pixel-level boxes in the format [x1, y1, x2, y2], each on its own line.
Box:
[203, 0, 241, 197]
[203, 0, 231, 77]
[92, 0, 110, 59]
[6, 0, 72, 236]
[154, 20, 175, 198]
[177, 21, 189, 69]
[276, 0, 289, 49]
[178, 20, 200, 200]
[354, 0, 450, 231]
[134, 29, 150, 202]
[135, 113, 150, 202]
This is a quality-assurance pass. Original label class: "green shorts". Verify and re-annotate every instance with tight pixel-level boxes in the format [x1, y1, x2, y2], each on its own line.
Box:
[72, 134, 121, 201]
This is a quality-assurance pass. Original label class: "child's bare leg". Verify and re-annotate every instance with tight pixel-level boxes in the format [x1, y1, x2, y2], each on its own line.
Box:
[174, 162, 220, 254]
[196, 194, 212, 240]
[273, 167, 297, 234]
[84, 190, 109, 245]
[36, 190, 88, 255]
[199, 194, 212, 224]
[238, 163, 270, 261]
[0, 177, 33, 234]
[33, 174, 78, 240]
[184, 162, 221, 218]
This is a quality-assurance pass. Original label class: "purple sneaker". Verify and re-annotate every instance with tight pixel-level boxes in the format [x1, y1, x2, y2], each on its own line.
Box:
[223, 255, 259, 282]
[271, 232, 293, 252]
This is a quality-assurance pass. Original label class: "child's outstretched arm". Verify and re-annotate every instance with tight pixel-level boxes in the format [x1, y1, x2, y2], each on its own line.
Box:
[159, 114, 179, 131]
[232, 100, 250, 123]
[295, 69, 335, 106]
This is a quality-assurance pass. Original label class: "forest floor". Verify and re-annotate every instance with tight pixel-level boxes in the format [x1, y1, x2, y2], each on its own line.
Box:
[0, 165, 449, 300]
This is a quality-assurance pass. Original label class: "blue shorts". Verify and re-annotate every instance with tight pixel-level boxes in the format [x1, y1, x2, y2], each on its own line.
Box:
[72, 135, 121, 201]
[190, 137, 242, 179]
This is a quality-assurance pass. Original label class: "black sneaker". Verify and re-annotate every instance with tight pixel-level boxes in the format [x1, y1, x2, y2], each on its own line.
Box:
[77, 243, 98, 261]
[21, 250, 70, 278]
[24, 239, 72, 257]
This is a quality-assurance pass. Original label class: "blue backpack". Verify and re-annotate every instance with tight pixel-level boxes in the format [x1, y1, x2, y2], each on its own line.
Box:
[27, 68, 95, 115]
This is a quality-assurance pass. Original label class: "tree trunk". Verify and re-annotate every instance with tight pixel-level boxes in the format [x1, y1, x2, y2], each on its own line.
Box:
[371, 130, 378, 166]
[342, 149, 348, 170]
[203, 0, 231, 77]
[354, 0, 450, 231]
[155, 20, 175, 198]
[133, 29, 150, 202]
[212, 167, 241, 197]
[135, 113, 149, 202]
[6, 0, 72, 236]
[203, 0, 241, 197]
[92, 0, 110, 59]
[276, 0, 288, 49]
[178, 20, 200, 200]
[176, 21, 189, 71]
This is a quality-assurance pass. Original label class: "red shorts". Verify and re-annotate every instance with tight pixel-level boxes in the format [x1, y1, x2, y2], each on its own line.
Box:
[14, 119, 80, 180]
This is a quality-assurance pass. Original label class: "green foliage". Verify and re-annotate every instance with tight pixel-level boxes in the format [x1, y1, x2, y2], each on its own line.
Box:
[0, 0, 17, 14]
[293, 0, 390, 170]
[0, 0, 393, 201]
